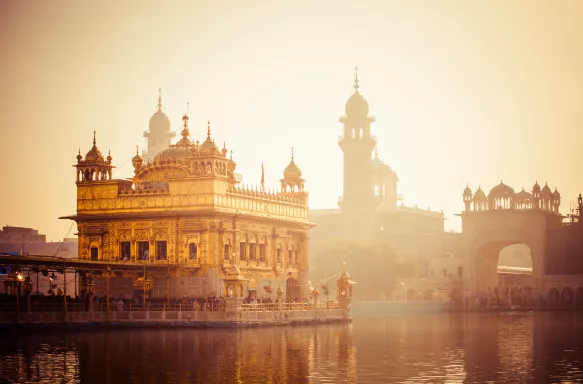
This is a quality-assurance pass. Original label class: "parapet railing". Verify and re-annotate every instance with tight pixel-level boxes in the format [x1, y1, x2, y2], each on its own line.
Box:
[0, 301, 343, 313]
[241, 302, 341, 312]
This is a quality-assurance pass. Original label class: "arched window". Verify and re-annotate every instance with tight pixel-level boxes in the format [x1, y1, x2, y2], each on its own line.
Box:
[351, 128, 356, 139]
[276, 247, 282, 264]
[359, 128, 363, 139]
[224, 243, 230, 260]
[189, 243, 198, 260]
[90, 247, 98, 260]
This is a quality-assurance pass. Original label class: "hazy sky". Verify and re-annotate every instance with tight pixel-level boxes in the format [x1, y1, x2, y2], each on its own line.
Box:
[1, 0, 582, 241]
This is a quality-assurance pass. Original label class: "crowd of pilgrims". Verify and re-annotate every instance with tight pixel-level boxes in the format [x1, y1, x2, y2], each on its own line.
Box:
[450, 285, 550, 308]
[0, 290, 314, 311]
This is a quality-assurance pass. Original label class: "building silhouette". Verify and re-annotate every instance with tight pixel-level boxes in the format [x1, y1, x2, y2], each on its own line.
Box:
[142, 89, 176, 163]
[310, 69, 456, 277]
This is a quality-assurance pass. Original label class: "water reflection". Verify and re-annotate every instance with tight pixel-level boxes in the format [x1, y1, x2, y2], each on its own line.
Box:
[1, 312, 583, 383]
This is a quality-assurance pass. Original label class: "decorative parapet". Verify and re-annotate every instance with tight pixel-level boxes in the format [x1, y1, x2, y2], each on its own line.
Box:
[76, 184, 308, 221]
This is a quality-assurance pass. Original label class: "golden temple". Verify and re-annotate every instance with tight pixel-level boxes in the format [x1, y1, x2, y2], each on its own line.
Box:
[61, 102, 315, 302]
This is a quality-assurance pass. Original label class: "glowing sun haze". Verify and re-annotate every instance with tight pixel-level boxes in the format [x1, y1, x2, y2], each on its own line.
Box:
[1, 0, 582, 241]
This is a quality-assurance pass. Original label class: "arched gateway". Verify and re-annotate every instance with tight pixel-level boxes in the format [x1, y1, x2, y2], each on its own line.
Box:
[459, 182, 583, 305]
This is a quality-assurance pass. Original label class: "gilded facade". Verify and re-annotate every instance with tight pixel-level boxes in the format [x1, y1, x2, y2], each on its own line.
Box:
[62, 106, 315, 301]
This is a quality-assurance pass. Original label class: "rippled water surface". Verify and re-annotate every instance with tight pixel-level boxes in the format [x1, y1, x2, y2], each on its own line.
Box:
[1, 311, 583, 383]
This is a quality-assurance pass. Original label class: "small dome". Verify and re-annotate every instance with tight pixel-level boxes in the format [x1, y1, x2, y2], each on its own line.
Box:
[148, 90, 171, 132]
[532, 181, 541, 193]
[199, 121, 219, 154]
[149, 110, 171, 132]
[473, 187, 487, 201]
[283, 148, 302, 179]
[542, 183, 552, 195]
[489, 181, 515, 198]
[132, 146, 143, 167]
[152, 145, 192, 165]
[344, 68, 369, 116]
[345, 91, 369, 116]
[463, 185, 472, 195]
[227, 265, 241, 276]
[152, 114, 194, 165]
[76, 149, 83, 162]
[85, 131, 105, 162]
[553, 188, 561, 198]
[514, 188, 533, 204]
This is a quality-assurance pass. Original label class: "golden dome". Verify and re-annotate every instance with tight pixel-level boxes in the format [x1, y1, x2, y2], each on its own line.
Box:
[200, 121, 220, 154]
[132, 146, 143, 168]
[345, 68, 369, 116]
[85, 131, 105, 163]
[227, 151, 236, 172]
[283, 147, 302, 179]
[152, 114, 193, 165]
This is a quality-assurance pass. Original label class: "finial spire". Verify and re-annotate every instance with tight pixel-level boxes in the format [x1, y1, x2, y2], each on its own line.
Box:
[354, 66, 359, 91]
[157, 88, 162, 110]
[93, 130, 96, 146]
[291, 146, 295, 162]
[136, 145, 139, 155]
[230, 150, 233, 160]
[207, 121, 211, 138]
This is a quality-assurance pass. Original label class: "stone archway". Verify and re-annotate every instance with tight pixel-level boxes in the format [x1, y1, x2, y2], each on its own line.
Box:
[461, 209, 550, 301]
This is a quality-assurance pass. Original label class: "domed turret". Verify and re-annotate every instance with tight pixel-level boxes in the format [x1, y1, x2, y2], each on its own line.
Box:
[463, 184, 472, 211]
[280, 147, 306, 196]
[200, 121, 220, 154]
[85, 131, 105, 163]
[75, 131, 114, 182]
[148, 89, 171, 133]
[132, 146, 143, 176]
[283, 151, 302, 179]
[344, 68, 369, 117]
[152, 114, 193, 165]
[473, 187, 486, 202]
[488, 181, 515, 210]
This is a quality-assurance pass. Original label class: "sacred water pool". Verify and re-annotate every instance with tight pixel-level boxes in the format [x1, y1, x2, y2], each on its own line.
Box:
[1, 310, 582, 383]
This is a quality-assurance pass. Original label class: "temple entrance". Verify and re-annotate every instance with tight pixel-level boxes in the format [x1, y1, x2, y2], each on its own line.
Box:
[474, 242, 534, 293]
[286, 278, 301, 302]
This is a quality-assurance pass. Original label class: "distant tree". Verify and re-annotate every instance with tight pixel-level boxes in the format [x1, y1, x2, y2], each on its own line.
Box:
[309, 239, 415, 300]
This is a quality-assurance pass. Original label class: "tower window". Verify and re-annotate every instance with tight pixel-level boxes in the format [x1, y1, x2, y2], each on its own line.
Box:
[224, 243, 230, 260]
[240, 242, 247, 260]
[90, 247, 98, 260]
[156, 241, 167, 260]
[189, 243, 198, 260]
[259, 244, 266, 262]
[276, 247, 282, 264]
[119, 242, 131, 261]
[351, 128, 356, 139]
[249, 243, 256, 261]
[137, 241, 149, 260]
[359, 128, 363, 139]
